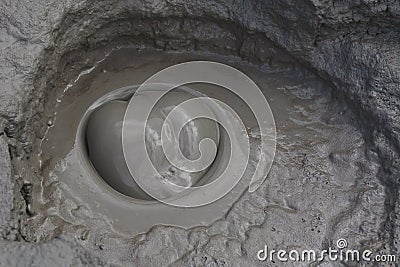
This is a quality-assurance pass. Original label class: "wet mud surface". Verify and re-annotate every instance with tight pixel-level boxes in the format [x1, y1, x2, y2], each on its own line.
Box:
[0, 0, 399, 266]
[13, 48, 389, 265]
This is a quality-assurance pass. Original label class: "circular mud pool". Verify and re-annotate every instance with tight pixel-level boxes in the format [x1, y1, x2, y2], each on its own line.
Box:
[13, 47, 389, 265]
[0, 1, 398, 266]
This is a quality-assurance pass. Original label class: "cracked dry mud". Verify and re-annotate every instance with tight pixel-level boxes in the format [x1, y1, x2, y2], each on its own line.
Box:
[0, 0, 399, 266]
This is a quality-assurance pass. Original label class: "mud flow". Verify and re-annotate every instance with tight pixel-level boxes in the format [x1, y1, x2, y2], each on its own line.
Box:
[11, 47, 385, 264]
[0, 0, 398, 265]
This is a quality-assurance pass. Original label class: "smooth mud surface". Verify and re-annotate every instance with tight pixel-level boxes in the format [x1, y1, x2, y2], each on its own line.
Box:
[15, 48, 387, 265]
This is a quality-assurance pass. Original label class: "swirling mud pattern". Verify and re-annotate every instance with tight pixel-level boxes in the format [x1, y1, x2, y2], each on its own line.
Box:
[122, 61, 276, 207]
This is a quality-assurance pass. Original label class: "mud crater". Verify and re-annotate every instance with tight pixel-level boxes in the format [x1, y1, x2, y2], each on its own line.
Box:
[6, 12, 391, 266]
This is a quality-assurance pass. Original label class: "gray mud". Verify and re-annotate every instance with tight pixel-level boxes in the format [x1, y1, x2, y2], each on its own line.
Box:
[0, 0, 399, 266]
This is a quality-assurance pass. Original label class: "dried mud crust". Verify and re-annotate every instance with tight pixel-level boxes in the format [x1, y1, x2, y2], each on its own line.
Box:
[0, 0, 398, 266]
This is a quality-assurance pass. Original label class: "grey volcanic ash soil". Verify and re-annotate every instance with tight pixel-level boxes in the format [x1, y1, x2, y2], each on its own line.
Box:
[0, 0, 399, 266]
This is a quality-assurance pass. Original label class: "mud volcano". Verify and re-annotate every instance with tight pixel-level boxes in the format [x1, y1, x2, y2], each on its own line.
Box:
[0, 1, 399, 266]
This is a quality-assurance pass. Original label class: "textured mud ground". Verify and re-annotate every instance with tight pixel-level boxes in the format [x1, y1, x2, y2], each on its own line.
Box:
[0, 0, 399, 266]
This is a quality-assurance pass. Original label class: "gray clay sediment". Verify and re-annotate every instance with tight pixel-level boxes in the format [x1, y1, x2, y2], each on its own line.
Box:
[0, 0, 399, 266]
